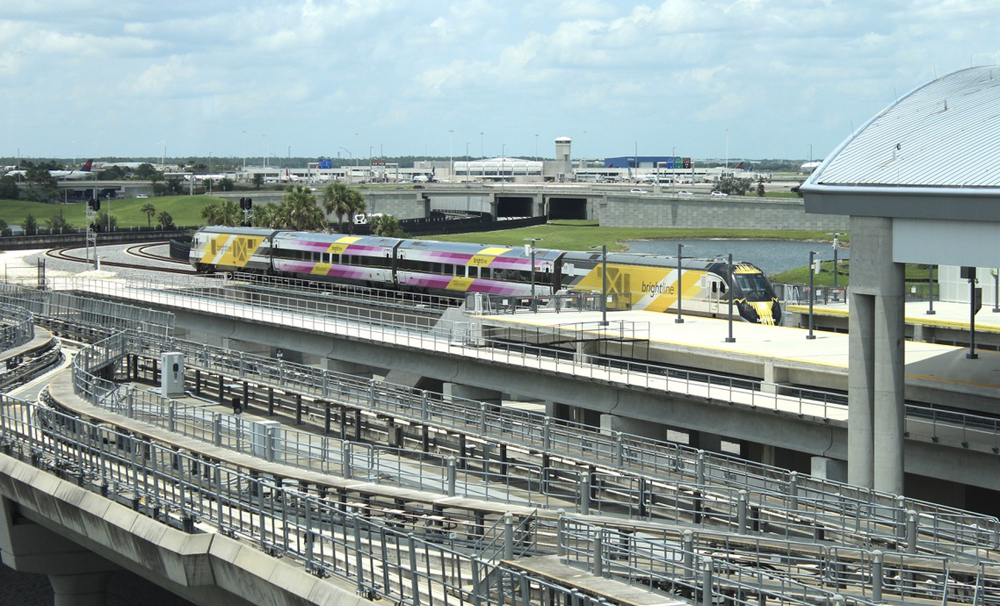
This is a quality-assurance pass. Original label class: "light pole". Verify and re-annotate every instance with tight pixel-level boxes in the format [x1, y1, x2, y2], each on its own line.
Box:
[967, 267, 979, 359]
[725, 128, 729, 171]
[726, 253, 735, 343]
[449, 129, 454, 183]
[927, 265, 936, 315]
[209, 151, 212, 194]
[676, 243, 686, 323]
[465, 142, 470, 180]
[807, 251, 818, 340]
[832, 232, 843, 294]
[535, 134, 539, 159]
[242, 131, 246, 168]
[501, 143, 506, 185]
[354, 133, 359, 166]
[480, 132, 484, 158]
[591, 245, 608, 326]
[524, 238, 543, 312]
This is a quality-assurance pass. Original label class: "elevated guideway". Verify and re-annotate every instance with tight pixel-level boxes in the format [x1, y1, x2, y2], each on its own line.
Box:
[22, 276, 1000, 502]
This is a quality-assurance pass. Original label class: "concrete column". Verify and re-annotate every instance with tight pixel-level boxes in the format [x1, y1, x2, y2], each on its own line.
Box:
[443, 383, 502, 405]
[848, 216, 905, 493]
[323, 358, 373, 379]
[689, 431, 723, 453]
[874, 292, 906, 494]
[848, 292, 876, 488]
[600, 414, 666, 440]
[811, 457, 848, 482]
[48, 572, 113, 606]
[762, 362, 789, 394]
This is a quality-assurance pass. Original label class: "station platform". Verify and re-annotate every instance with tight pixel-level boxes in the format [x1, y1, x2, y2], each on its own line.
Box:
[474, 303, 1000, 416]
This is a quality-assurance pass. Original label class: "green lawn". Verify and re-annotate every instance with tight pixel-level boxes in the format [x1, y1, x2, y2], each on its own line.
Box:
[423, 221, 835, 252]
[0, 196, 227, 228]
[772, 259, 937, 288]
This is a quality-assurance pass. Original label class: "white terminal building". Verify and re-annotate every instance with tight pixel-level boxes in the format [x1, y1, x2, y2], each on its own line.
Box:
[237, 136, 759, 185]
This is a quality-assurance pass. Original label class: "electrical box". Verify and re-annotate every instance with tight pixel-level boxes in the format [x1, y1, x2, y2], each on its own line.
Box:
[161, 352, 185, 397]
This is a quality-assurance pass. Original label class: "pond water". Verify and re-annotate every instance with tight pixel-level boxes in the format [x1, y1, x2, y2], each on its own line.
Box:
[623, 239, 849, 277]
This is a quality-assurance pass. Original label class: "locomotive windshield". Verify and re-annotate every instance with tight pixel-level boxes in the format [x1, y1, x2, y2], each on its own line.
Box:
[734, 272, 771, 301]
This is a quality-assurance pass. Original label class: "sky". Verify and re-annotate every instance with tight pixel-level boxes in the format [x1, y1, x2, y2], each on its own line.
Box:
[2, 0, 999, 164]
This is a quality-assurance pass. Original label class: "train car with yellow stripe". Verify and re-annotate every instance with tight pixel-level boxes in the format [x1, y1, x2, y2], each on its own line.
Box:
[189, 227, 780, 324]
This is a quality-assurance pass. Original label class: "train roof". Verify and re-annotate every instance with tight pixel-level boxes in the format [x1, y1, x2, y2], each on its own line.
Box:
[196, 226, 276, 237]
[273, 231, 403, 248]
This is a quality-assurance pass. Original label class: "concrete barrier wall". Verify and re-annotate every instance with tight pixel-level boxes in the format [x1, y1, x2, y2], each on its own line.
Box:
[600, 195, 850, 231]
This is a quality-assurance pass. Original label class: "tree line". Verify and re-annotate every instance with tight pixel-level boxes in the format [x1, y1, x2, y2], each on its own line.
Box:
[199, 183, 406, 237]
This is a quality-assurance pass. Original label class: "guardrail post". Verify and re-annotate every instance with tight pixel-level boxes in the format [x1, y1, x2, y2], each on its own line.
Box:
[267, 387, 274, 416]
[700, 557, 714, 606]
[480, 402, 489, 434]
[420, 390, 429, 421]
[580, 472, 591, 515]
[342, 443, 353, 480]
[895, 495, 907, 538]
[738, 490, 748, 534]
[504, 512, 514, 560]
[295, 394, 303, 425]
[213, 413, 222, 447]
[353, 518, 365, 595]
[592, 531, 604, 578]
[871, 550, 883, 602]
[408, 535, 420, 605]
[168, 401, 176, 433]
[126, 388, 134, 418]
[682, 530, 694, 579]
[831, 594, 845, 606]
[447, 457, 457, 497]
[789, 471, 798, 510]
[369, 379, 376, 408]
[697, 450, 706, 485]
[614, 432, 623, 467]
[906, 510, 918, 554]
[556, 510, 566, 557]
[543, 417, 552, 451]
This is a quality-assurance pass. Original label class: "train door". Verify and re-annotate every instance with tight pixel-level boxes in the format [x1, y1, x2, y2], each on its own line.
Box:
[707, 277, 725, 315]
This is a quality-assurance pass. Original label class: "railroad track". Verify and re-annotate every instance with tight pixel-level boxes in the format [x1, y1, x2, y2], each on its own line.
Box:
[46, 243, 197, 275]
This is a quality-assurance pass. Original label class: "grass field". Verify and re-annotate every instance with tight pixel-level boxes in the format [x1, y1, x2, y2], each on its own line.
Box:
[0, 197, 226, 229]
[424, 220, 835, 252]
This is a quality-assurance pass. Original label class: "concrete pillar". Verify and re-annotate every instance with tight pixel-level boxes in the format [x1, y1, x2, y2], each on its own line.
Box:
[574, 341, 601, 365]
[443, 382, 502, 405]
[689, 431, 723, 454]
[323, 358, 373, 379]
[600, 414, 667, 440]
[811, 457, 848, 482]
[49, 572, 113, 606]
[0, 498, 117, 604]
[848, 216, 905, 493]
[874, 292, 906, 495]
[762, 362, 789, 394]
[848, 292, 876, 488]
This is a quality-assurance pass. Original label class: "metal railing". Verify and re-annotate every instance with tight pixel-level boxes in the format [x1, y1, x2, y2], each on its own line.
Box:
[0, 304, 34, 350]
[69, 330, 1000, 561]
[0, 396, 610, 606]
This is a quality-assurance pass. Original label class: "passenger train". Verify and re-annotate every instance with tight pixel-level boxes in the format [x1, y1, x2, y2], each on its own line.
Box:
[189, 226, 781, 325]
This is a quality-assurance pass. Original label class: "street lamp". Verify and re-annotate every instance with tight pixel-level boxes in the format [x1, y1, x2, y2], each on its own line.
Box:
[807, 251, 818, 340]
[480, 132, 484, 158]
[591, 245, 608, 326]
[524, 238, 543, 312]
[501, 144, 506, 186]
[449, 129, 454, 183]
[726, 253, 735, 342]
[465, 142, 470, 179]
[675, 243, 686, 323]
[535, 134, 539, 159]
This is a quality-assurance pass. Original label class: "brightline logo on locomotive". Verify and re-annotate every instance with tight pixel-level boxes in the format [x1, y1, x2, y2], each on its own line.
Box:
[190, 226, 781, 325]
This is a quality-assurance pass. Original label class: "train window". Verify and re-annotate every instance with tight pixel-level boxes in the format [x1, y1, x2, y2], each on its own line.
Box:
[712, 283, 717, 294]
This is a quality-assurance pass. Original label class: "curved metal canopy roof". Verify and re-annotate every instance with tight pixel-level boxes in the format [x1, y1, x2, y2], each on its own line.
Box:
[804, 66, 1000, 192]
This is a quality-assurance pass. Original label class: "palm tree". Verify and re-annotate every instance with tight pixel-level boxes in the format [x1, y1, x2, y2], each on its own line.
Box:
[200, 203, 222, 225]
[281, 184, 325, 231]
[323, 182, 352, 232]
[141, 202, 156, 228]
[219, 199, 242, 226]
[370, 213, 405, 238]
